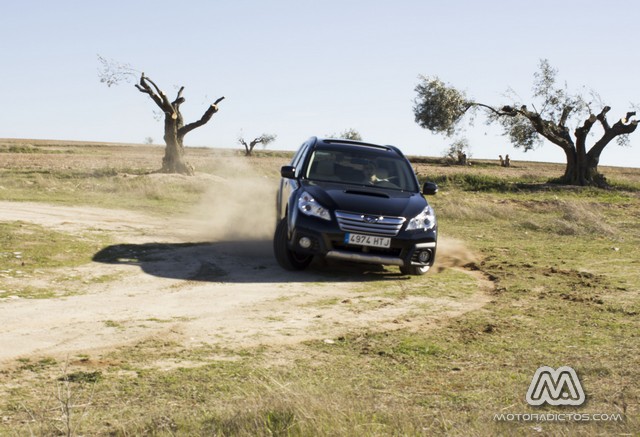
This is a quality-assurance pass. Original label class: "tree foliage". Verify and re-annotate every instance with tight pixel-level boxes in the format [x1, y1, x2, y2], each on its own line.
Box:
[328, 128, 363, 141]
[97, 55, 138, 87]
[413, 60, 638, 186]
[413, 76, 470, 136]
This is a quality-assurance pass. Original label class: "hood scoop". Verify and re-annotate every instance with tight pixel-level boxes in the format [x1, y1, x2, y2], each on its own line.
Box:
[344, 189, 390, 199]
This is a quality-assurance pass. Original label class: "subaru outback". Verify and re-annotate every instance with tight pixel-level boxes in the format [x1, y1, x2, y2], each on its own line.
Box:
[274, 137, 438, 275]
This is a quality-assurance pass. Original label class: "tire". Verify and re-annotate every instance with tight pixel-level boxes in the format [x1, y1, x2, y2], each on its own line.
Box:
[273, 218, 313, 271]
[400, 264, 431, 276]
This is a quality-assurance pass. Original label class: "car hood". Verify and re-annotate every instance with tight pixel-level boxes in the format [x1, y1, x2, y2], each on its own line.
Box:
[302, 181, 427, 218]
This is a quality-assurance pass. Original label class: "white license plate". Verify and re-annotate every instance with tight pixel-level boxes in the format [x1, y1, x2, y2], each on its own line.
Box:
[344, 233, 391, 248]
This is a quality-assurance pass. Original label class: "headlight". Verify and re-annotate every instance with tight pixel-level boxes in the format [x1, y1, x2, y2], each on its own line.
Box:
[298, 191, 331, 221]
[406, 205, 436, 231]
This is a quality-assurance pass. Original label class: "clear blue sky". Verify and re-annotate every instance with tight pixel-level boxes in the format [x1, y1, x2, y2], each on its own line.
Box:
[2, 0, 639, 167]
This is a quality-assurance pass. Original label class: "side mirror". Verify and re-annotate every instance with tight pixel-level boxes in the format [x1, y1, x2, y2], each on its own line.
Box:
[281, 165, 296, 179]
[423, 181, 438, 196]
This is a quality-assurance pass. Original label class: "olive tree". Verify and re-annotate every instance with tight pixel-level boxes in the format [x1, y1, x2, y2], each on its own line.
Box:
[413, 60, 638, 186]
[98, 56, 224, 175]
[238, 133, 277, 156]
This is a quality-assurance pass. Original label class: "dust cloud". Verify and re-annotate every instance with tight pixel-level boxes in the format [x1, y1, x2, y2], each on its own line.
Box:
[433, 236, 478, 272]
[187, 161, 279, 243]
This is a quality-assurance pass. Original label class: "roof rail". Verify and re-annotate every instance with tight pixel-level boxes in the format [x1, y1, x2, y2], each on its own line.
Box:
[321, 137, 394, 151]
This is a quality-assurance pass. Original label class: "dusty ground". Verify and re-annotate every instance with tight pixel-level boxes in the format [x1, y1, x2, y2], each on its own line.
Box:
[0, 143, 492, 369]
[0, 199, 490, 368]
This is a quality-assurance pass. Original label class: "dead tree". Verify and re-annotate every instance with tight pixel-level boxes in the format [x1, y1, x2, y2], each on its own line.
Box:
[135, 73, 225, 175]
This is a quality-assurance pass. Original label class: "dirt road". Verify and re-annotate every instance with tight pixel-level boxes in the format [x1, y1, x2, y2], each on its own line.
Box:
[0, 200, 490, 368]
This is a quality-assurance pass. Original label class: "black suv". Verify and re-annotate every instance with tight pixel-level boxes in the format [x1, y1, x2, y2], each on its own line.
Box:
[274, 137, 438, 275]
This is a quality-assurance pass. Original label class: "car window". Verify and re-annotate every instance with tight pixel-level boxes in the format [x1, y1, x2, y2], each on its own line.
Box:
[291, 143, 309, 170]
[306, 147, 418, 192]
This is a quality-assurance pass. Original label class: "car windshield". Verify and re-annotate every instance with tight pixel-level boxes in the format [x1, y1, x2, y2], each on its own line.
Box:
[304, 146, 419, 192]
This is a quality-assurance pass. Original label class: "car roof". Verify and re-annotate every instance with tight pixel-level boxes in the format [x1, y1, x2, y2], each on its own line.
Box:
[310, 137, 405, 156]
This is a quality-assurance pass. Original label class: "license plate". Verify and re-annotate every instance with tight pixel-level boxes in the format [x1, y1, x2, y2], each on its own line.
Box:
[344, 233, 391, 248]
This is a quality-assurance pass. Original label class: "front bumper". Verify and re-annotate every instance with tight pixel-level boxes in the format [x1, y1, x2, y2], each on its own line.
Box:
[288, 214, 437, 268]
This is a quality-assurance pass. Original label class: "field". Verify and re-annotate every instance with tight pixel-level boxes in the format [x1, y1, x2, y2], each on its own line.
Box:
[0, 139, 639, 436]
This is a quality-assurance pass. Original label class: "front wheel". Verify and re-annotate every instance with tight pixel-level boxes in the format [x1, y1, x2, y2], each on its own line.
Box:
[273, 218, 313, 271]
[400, 264, 430, 276]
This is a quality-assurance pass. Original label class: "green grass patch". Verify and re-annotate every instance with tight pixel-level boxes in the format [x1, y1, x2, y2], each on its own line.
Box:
[0, 221, 107, 298]
[0, 222, 103, 274]
[17, 357, 57, 372]
[429, 173, 525, 192]
[0, 222, 103, 273]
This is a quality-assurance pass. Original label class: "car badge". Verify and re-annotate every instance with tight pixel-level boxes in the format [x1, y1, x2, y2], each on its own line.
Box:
[364, 215, 380, 224]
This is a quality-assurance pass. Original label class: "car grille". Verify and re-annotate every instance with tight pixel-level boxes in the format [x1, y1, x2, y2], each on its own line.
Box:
[335, 211, 405, 237]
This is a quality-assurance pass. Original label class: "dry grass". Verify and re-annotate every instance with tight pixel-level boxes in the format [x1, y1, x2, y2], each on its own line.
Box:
[0, 139, 639, 436]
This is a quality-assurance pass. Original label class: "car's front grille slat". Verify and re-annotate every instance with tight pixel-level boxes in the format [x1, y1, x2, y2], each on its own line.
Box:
[335, 211, 405, 237]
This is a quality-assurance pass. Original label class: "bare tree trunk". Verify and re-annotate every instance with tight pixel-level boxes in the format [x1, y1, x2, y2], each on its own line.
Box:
[245, 141, 257, 156]
[561, 147, 577, 184]
[559, 146, 609, 187]
[585, 154, 603, 186]
[560, 110, 612, 187]
[575, 142, 587, 186]
[161, 114, 194, 175]
[162, 137, 193, 175]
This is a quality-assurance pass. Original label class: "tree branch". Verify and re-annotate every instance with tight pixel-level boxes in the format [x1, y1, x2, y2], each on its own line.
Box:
[611, 112, 638, 135]
[238, 138, 249, 154]
[159, 91, 174, 114]
[587, 110, 637, 161]
[135, 73, 166, 110]
[142, 74, 165, 99]
[576, 113, 597, 136]
[621, 111, 636, 125]
[469, 102, 512, 116]
[573, 113, 597, 162]
[137, 74, 173, 112]
[559, 105, 573, 127]
[178, 96, 225, 138]
[172, 86, 185, 107]
[595, 106, 612, 132]
[519, 105, 574, 151]
[252, 138, 265, 147]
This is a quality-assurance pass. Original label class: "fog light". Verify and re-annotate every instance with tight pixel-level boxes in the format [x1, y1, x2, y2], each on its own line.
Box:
[299, 237, 312, 249]
[418, 250, 431, 264]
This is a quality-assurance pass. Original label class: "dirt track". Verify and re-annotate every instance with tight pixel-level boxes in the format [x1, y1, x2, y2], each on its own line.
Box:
[0, 200, 490, 368]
